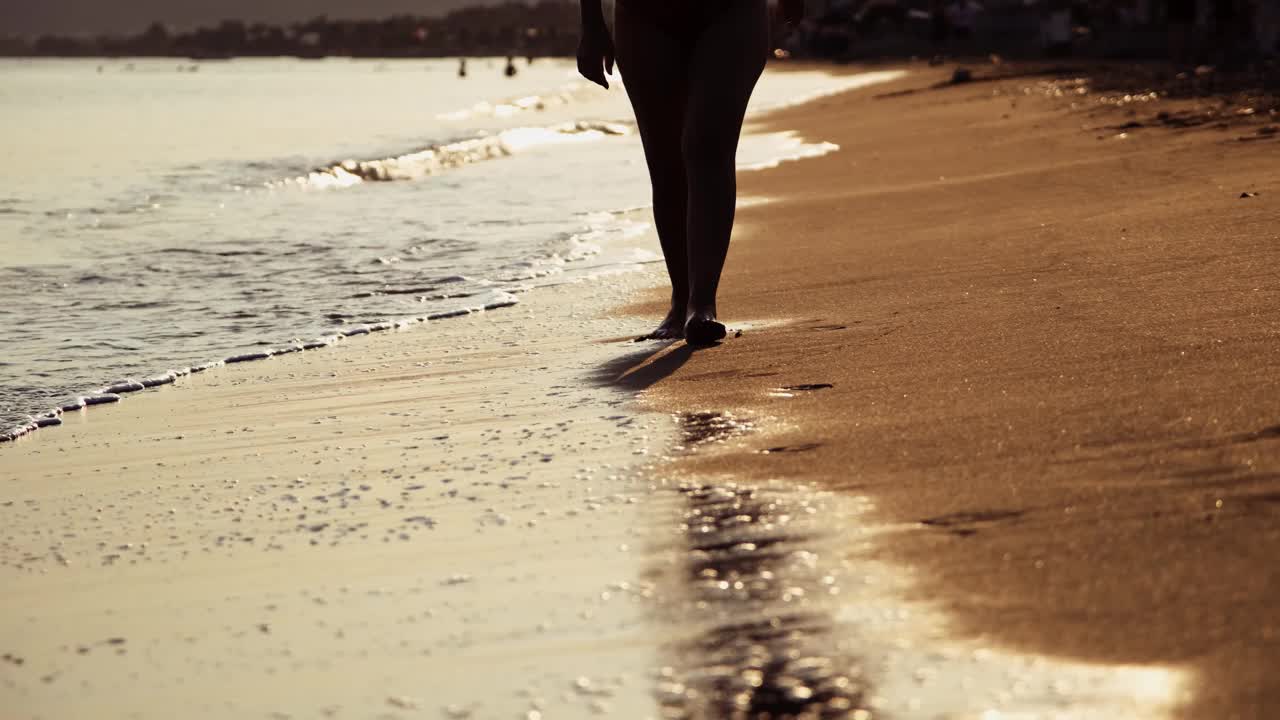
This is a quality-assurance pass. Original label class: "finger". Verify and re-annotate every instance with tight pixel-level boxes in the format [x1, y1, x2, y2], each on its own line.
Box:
[577, 58, 602, 87]
[605, 52, 615, 78]
[584, 64, 608, 89]
[590, 65, 608, 89]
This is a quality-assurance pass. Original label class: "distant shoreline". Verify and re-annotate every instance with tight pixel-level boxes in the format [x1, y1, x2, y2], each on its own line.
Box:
[0, 52, 573, 60]
[0, 3, 582, 60]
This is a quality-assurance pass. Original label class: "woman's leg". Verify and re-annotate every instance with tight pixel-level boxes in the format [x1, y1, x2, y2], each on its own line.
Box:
[682, 0, 769, 343]
[613, 4, 693, 339]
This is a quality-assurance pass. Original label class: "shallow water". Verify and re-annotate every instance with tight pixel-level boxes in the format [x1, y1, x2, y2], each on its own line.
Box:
[0, 57, 901, 436]
[0, 57, 647, 431]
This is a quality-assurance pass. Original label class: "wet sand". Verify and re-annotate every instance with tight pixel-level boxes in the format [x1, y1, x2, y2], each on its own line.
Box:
[1, 270, 681, 719]
[621, 65, 1280, 719]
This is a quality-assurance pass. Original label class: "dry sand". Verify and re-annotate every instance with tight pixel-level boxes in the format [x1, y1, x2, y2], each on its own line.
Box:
[619, 64, 1280, 720]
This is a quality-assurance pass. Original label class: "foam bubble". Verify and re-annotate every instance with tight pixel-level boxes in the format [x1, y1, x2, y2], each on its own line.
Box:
[225, 350, 274, 364]
[141, 372, 177, 388]
[1, 421, 38, 442]
[302, 337, 339, 350]
[83, 393, 121, 406]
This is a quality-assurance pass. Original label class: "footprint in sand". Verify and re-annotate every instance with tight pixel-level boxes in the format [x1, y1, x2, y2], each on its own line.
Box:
[769, 383, 834, 397]
[919, 509, 1025, 537]
[759, 443, 822, 454]
[1241, 492, 1280, 513]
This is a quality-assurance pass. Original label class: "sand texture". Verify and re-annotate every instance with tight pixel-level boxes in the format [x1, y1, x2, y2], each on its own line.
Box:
[620, 65, 1280, 719]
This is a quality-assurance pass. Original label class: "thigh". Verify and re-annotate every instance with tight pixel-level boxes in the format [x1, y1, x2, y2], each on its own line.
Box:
[613, 2, 692, 161]
[684, 0, 770, 152]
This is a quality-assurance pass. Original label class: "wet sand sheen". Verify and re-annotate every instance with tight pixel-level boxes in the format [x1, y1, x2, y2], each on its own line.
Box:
[649, 412, 869, 719]
[634, 409, 1190, 719]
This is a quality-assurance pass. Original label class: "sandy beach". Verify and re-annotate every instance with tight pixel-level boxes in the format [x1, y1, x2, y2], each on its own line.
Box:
[621, 64, 1279, 718]
[4, 61, 1279, 720]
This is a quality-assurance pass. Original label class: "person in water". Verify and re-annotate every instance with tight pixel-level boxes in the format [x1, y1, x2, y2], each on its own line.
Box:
[577, 0, 802, 344]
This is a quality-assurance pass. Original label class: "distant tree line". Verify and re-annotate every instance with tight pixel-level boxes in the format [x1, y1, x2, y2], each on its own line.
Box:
[0, 1, 580, 58]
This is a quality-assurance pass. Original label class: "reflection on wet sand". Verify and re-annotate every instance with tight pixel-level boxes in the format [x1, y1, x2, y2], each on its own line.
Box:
[654, 412, 872, 719]
[647, 410, 1193, 719]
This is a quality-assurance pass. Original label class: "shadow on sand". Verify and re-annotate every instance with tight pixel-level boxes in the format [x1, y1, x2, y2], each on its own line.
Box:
[590, 340, 702, 391]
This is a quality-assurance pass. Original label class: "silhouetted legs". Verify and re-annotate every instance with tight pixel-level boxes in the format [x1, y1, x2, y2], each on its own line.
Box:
[614, 0, 769, 343]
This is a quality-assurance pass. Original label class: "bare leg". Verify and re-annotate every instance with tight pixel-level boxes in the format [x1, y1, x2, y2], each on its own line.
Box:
[614, 5, 692, 339]
[682, 0, 769, 344]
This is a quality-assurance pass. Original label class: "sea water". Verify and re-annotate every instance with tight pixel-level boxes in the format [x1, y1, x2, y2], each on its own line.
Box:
[0, 56, 902, 434]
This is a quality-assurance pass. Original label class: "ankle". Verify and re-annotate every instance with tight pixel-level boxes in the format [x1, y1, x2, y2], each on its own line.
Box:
[687, 288, 717, 310]
[686, 296, 716, 314]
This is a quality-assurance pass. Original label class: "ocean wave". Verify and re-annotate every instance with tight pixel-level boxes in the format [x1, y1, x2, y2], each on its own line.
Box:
[0, 204, 657, 446]
[436, 79, 613, 122]
[273, 120, 632, 190]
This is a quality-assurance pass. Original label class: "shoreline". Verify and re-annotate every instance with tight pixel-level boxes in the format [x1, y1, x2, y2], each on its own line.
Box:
[0, 264, 681, 718]
[620, 63, 1279, 719]
[0, 293, 523, 444]
[0, 59, 901, 440]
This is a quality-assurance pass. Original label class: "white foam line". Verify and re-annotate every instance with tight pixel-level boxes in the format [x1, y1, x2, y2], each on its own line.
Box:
[738, 132, 841, 171]
[436, 77, 607, 123]
[751, 68, 909, 114]
[82, 394, 120, 406]
[1, 290, 528, 446]
[736, 68, 908, 172]
[274, 121, 632, 191]
[224, 350, 274, 364]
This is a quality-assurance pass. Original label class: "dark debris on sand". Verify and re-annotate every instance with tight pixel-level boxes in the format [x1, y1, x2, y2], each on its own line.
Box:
[998, 60, 1279, 133]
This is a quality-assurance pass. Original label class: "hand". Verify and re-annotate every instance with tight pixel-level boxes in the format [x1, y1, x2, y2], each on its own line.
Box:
[777, 0, 805, 24]
[577, 21, 615, 89]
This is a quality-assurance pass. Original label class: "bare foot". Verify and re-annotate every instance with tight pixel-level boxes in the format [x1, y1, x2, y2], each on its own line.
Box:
[684, 306, 726, 346]
[636, 306, 686, 341]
